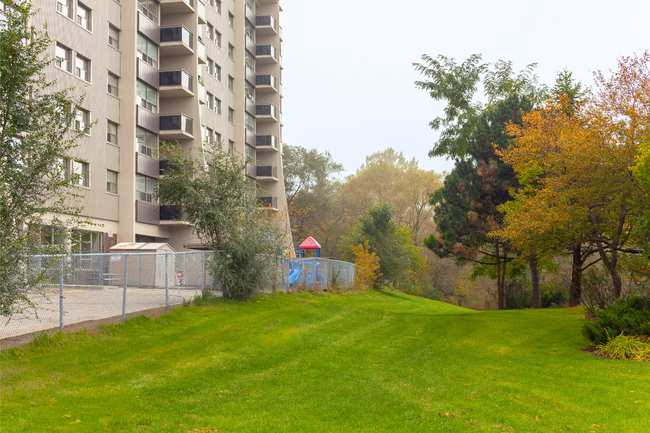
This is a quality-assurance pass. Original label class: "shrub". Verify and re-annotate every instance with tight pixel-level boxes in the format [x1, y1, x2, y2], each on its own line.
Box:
[504, 278, 531, 310]
[581, 267, 615, 311]
[351, 242, 381, 290]
[595, 333, 650, 361]
[541, 283, 568, 308]
[583, 295, 650, 345]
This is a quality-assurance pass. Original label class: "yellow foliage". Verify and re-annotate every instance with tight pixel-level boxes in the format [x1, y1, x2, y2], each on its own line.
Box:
[351, 242, 381, 290]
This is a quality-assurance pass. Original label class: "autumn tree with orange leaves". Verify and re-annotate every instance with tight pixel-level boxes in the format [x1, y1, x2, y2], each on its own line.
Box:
[497, 53, 650, 301]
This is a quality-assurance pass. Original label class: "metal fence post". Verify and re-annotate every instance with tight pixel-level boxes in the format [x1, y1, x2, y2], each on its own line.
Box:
[165, 252, 169, 310]
[201, 251, 205, 290]
[59, 257, 64, 332]
[122, 254, 128, 322]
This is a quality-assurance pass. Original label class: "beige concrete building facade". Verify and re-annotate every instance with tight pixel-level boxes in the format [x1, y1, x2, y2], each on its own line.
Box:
[32, 0, 290, 252]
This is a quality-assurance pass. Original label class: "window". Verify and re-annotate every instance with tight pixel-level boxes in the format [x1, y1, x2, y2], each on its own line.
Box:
[206, 91, 214, 111]
[215, 30, 222, 48]
[215, 0, 221, 15]
[228, 107, 234, 123]
[107, 72, 118, 96]
[137, 81, 157, 113]
[75, 109, 90, 132]
[73, 161, 90, 187]
[215, 63, 222, 81]
[228, 140, 234, 154]
[228, 75, 234, 91]
[55, 43, 71, 72]
[136, 234, 156, 243]
[228, 12, 234, 27]
[76, 2, 91, 31]
[56, 0, 72, 18]
[136, 127, 157, 157]
[137, 0, 158, 22]
[75, 55, 90, 82]
[215, 97, 222, 115]
[245, 81, 254, 102]
[204, 126, 214, 145]
[245, 143, 255, 162]
[137, 35, 158, 68]
[107, 121, 117, 144]
[216, 132, 222, 144]
[245, 112, 255, 132]
[73, 230, 102, 253]
[136, 174, 156, 202]
[206, 58, 214, 76]
[245, 51, 255, 70]
[106, 170, 118, 193]
[41, 226, 66, 245]
[206, 23, 214, 42]
[228, 43, 234, 59]
[108, 25, 119, 48]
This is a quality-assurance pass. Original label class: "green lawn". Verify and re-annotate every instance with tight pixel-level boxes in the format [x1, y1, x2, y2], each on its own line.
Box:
[1, 291, 649, 432]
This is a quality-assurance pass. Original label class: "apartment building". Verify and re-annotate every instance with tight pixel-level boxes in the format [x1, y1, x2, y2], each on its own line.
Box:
[31, 0, 290, 252]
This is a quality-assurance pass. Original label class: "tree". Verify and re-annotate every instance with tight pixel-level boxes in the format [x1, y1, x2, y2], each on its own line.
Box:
[339, 203, 427, 291]
[1, 1, 89, 316]
[498, 53, 650, 300]
[425, 95, 534, 309]
[282, 144, 343, 253]
[156, 143, 283, 300]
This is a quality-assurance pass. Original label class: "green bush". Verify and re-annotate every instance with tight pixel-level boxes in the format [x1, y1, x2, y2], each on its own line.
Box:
[505, 278, 531, 310]
[583, 295, 650, 345]
[541, 284, 568, 308]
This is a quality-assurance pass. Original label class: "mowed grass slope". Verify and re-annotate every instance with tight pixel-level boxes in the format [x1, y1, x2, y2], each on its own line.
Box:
[1, 291, 649, 432]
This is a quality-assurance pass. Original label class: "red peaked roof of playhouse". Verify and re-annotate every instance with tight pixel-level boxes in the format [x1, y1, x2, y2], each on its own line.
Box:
[299, 236, 321, 249]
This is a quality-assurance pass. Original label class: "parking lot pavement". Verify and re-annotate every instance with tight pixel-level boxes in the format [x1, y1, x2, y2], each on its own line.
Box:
[1, 286, 202, 341]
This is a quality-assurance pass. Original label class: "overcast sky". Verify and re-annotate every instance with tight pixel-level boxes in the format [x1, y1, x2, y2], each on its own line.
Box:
[278, 0, 649, 176]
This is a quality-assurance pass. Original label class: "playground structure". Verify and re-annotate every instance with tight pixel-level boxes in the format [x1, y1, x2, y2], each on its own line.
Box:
[287, 259, 326, 288]
[286, 237, 351, 289]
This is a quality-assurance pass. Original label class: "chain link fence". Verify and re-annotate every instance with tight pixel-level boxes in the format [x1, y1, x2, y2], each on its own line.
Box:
[1, 252, 355, 345]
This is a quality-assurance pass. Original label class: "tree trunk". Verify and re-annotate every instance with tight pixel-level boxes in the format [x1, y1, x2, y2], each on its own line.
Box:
[596, 241, 622, 299]
[529, 254, 541, 309]
[496, 243, 505, 310]
[568, 244, 582, 307]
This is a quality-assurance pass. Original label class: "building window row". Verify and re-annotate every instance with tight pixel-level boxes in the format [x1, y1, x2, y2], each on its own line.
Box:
[55, 43, 91, 83]
[136, 174, 156, 203]
[206, 22, 222, 48]
[206, 0, 222, 15]
[136, 81, 158, 114]
[137, 34, 158, 69]
[137, 0, 158, 23]
[108, 72, 119, 97]
[108, 25, 120, 49]
[137, 127, 157, 157]
[206, 58, 222, 81]
[57, 0, 92, 32]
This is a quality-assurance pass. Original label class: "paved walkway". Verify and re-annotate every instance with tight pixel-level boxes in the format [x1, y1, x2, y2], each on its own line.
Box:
[1, 286, 202, 342]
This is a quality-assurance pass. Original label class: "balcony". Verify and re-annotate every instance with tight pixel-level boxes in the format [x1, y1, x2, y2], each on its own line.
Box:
[245, 1, 255, 24]
[160, 0, 194, 14]
[255, 74, 277, 93]
[136, 152, 160, 178]
[245, 33, 256, 55]
[198, 81, 206, 104]
[255, 44, 277, 63]
[245, 97, 256, 116]
[159, 113, 194, 141]
[245, 129, 256, 147]
[137, 58, 160, 88]
[160, 26, 194, 56]
[137, 12, 160, 44]
[246, 164, 257, 179]
[256, 134, 278, 151]
[258, 196, 278, 210]
[137, 105, 160, 134]
[136, 200, 160, 225]
[255, 15, 277, 35]
[197, 0, 206, 24]
[255, 104, 277, 122]
[197, 38, 206, 64]
[159, 69, 194, 98]
[256, 165, 278, 181]
[159, 205, 189, 225]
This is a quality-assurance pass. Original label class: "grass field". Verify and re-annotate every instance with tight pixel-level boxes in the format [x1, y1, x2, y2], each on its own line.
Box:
[1, 290, 649, 432]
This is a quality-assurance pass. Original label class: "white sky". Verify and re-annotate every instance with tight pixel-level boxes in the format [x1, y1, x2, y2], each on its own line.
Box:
[279, 0, 649, 176]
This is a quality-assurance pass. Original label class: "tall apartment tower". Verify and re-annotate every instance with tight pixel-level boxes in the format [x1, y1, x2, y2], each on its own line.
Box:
[31, 0, 290, 252]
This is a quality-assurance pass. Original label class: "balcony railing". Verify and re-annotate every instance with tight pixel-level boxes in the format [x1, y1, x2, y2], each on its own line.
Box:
[256, 165, 277, 178]
[159, 69, 193, 91]
[246, 164, 257, 178]
[136, 152, 160, 179]
[160, 113, 193, 134]
[245, 64, 256, 85]
[255, 74, 276, 89]
[137, 105, 160, 134]
[159, 205, 184, 221]
[197, 38, 206, 63]
[137, 58, 160, 88]
[136, 200, 160, 225]
[258, 196, 278, 209]
[245, 129, 256, 147]
[197, 0, 206, 24]
[245, 33, 256, 54]
[255, 44, 276, 60]
[137, 12, 160, 44]
[256, 104, 277, 118]
[256, 134, 278, 149]
[160, 26, 193, 49]
[255, 15, 276, 29]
